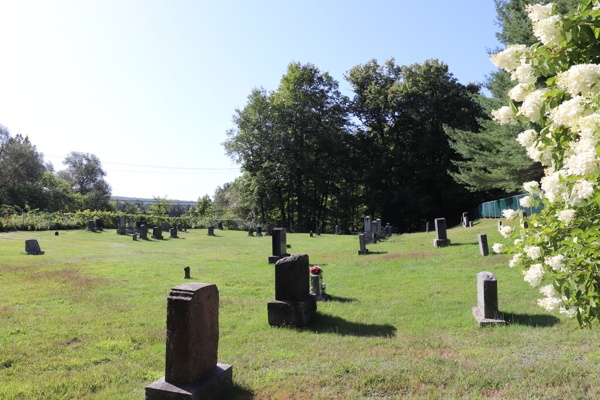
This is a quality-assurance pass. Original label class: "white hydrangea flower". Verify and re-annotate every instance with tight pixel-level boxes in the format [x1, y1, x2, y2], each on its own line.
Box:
[520, 195, 535, 208]
[539, 284, 558, 297]
[541, 170, 568, 203]
[511, 64, 537, 85]
[526, 142, 553, 165]
[514, 238, 523, 246]
[509, 253, 522, 268]
[557, 64, 600, 95]
[573, 180, 595, 200]
[564, 137, 600, 176]
[492, 243, 505, 253]
[557, 209, 576, 224]
[516, 129, 537, 148]
[503, 209, 518, 220]
[545, 254, 566, 271]
[508, 83, 532, 102]
[517, 89, 549, 122]
[559, 306, 577, 317]
[547, 96, 587, 127]
[492, 106, 517, 125]
[524, 263, 545, 287]
[490, 45, 530, 72]
[538, 296, 563, 311]
[523, 181, 540, 194]
[500, 225, 514, 238]
[526, 3, 554, 22]
[525, 245, 542, 260]
[532, 15, 563, 45]
[573, 114, 600, 139]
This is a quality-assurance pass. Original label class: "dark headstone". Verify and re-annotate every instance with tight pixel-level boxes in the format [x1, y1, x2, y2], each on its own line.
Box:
[364, 216, 372, 233]
[152, 227, 163, 240]
[217, 222, 223, 230]
[433, 218, 451, 248]
[426, 222, 430, 232]
[248, 228, 254, 237]
[184, 267, 191, 279]
[24, 239, 44, 255]
[95, 219, 103, 230]
[207, 226, 215, 236]
[116, 216, 127, 234]
[55, 232, 59, 236]
[268, 228, 289, 264]
[310, 231, 313, 237]
[170, 228, 178, 239]
[133, 234, 138, 241]
[140, 224, 148, 240]
[256, 226, 262, 237]
[478, 233, 489, 256]
[87, 220, 95, 232]
[145, 283, 232, 399]
[357, 233, 368, 255]
[472, 272, 505, 327]
[335, 225, 340, 235]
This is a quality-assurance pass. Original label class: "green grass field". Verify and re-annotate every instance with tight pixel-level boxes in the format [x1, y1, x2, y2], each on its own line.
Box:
[1, 219, 598, 399]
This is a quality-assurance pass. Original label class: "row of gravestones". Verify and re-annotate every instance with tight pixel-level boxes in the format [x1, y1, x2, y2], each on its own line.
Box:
[363, 216, 393, 245]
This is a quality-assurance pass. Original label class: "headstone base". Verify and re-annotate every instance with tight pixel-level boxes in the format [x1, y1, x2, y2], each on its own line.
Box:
[152, 235, 163, 240]
[256, 233, 262, 237]
[357, 249, 369, 255]
[145, 363, 232, 400]
[267, 295, 316, 327]
[22, 250, 45, 255]
[433, 239, 451, 248]
[116, 228, 127, 235]
[472, 307, 505, 327]
[268, 254, 289, 265]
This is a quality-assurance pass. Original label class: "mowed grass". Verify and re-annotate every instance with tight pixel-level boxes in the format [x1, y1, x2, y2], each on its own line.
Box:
[1, 220, 598, 400]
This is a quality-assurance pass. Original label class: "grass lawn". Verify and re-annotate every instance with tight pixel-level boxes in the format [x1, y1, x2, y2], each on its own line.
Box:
[1, 219, 598, 399]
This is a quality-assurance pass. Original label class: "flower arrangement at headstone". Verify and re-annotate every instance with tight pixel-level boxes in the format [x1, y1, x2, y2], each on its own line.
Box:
[490, 2, 599, 327]
[309, 266, 327, 298]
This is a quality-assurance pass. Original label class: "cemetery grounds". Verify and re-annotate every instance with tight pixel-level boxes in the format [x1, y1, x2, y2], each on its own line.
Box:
[0, 219, 598, 399]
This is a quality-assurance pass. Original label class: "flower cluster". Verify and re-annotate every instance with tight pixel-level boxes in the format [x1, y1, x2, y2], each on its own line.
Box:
[491, 2, 600, 327]
[310, 266, 322, 275]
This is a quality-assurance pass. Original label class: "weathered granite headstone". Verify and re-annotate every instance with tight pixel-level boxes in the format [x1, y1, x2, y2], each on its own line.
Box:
[133, 234, 138, 241]
[256, 226, 262, 237]
[472, 272, 505, 327]
[375, 219, 382, 237]
[128, 217, 133, 229]
[357, 233, 369, 255]
[184, 267, 190, 279]
[266, 224, 274, 236]
[87, 220, 95, 232]
[95, 218, 103, 230]
[310, 231, 313, 237]
[335, 225, 340, 235]
[268, 228, 289, 264]
[426, 222, 430, 232]
[364, 216, 372, 233]
[23, 239, 44, 255]
[468, 221, 473, 228]
[432, 218, 451, 248]
[462, 212, 469, 228]
[497, 220, 503, 231]
[207, 226, 215, 236]
[116, 216, 127, 235]
[267, 254, 316, 327]
[170, 228, 178, 239]
[145, 283, 232, 399]
[139, 224, 148, 240]
[55, 231, 59, 236]
[310, 272, 327, 301]
[248, 228, 254, 237]
[364, 231, 374, 244]
[477, 233, 489, 256]
[152, 227, 163, 240]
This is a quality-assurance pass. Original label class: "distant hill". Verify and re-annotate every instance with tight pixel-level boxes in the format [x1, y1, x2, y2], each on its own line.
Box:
[111, 196, 196, 206]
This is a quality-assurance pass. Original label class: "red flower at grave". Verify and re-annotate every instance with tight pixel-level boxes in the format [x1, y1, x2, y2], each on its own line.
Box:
[310, 266, 322, 275]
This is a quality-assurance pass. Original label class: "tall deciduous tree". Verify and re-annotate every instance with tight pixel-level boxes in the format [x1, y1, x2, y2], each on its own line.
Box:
[57, 151, 112, 210]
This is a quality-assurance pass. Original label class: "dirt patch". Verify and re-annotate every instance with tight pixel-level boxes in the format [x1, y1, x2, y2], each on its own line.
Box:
[29, 268, 111, 289]
[0, 265, 42, 273]
[381, 252, 441, 260]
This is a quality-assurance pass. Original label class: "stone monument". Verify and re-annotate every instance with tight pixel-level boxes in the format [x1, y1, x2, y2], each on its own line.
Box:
[497, 220, 503, 231]
[267, 228, 289, 264]
[95, 219, 103, 230]
[87, 220, 95, 232]
[152, 227, 163, 240]
[170, 228, 178, 239]
[256, 226, 262, 237]
[248, 228, 254, 237]
[184, 267, 190, 279]
[357, 233, 369, 255]
[472, 272, 505, 327]
[139, 224, 148, 240]
[432, 218, 451, 248]
[477, 233, 489, 256]
[207, 226, 215, 236]
[145, 283, 232, 399]
[23, 239, 44, 255]
[116, 216, 127, 235]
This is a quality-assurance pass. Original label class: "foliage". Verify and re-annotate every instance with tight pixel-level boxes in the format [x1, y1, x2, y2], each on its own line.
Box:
[146, 196, 171, 219]
[57, 151, 112, 211]
[491, 1, 599, 327]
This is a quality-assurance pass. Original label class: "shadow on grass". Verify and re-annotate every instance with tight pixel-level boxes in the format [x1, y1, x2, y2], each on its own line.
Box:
[325, 295, 358, 303]
[365, 251, 388, 255]
[450, 242, 478, 247]
[306, 312, 396, 337]
[218, 381, 254, 400]
[503, 312, 560, 327]
[310, 263, 328, 267]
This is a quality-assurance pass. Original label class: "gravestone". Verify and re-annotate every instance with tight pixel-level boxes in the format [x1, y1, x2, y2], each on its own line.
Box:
[519, 210, 528, 229]
[497, 220, 503, 231]
[217, 222, 223, 230]
[116, 216, 127, 235]
[432, 218, 451, 248]
[128, 216, 133, 229]
[468, 221, 473, 228]
[170, 228, 178, 239]
[335, 225, 340, 235]
[256, 226, 262, 237]
[162, 222, 169, 232]
[477, 233, 489, 256]
[23, 239, 44, 255]
[364, 231, 375, 244]
[267, 254, 316, 327]
[133, 234, 138, 241]
[462, 212, 469, 228]
[357, 233, 369, 255]
[267, 228, 289, 264]
[184, 267, 190, 279]
[145, 283, 232, 399]
[426, 222, 430, 232]
[95, 219, 103, 230]
[248, 228, 254, 237]
[139, 224, 148, 240]
[87, 220, 95, 232]
[266, 224, 274, 236]
[152, 227, 163, 240]
[310, 271, 327, 301]
[55, 232, 59, 236]
[364, 216, 372, 233]
[374, 219, 382, 237]
[207, 226, 215, 236]
[310, 231, 313, 237]
[472, 272, 505, 327]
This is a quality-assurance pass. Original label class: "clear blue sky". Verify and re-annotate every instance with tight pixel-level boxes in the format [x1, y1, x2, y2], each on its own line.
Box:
[0, 0, 503, 202]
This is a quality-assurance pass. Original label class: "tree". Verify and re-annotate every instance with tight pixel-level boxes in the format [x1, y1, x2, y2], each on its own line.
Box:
[147, 196, 171, 219]
[58, 152, 109, 196]
[195, 194, 213, 218]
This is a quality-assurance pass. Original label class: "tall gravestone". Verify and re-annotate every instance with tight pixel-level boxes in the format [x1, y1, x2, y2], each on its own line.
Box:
[256, 226, 262, 237]
[364, 216, 372, 233]
[335, 225, 340, 235]
[268, 228, 289, 264]
[357, 233, 369, 255]
[207, 226, 215, 236]
[477, 233, 489, 256]
[116, 216, 127, 235]
[170, 228, 178, 239]
[95, 218, 103, 230]
[248, 228, 254, 237]
[472, 272, 505, 327]
[152, 227, 163, 240]
[426, 221, 430, 232]
[462, 212, 469, 228]
[497, 220, 503, 231]
[267, 254, 316, 327]
[432, 218, 451, 248]
[87, 220, 95, 232]
[145, 283, 232, 399]
[139, 224, 148, 240]
[23, 239, 44, 255]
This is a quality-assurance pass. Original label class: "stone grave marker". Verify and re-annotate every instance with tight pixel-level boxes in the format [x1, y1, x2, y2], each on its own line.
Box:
[477, 233, 489, 256]
[472, 272, 505, 327]
[519, 210, 528, 229]
[462, 212, 469, 228]
[55, 232, 59, 236]
[207, 226, 215, 236]
[162, 222, 169, 232]
[357, 233, 369, 255]
[116, 216, 127, 235]
[23, 239, 44, 255]
[364, 216, 372, 233]
[248, 228, 254, 237]
[145, 283, 232, 399]
[468, 221, 473, 228]
[497, 220, 503, 231]
[95, 218, 103, 230]
[184, 267, 190, 279]
[267, 254, 316, 327]
[335, 225, 340, 235]
[132, 234, 138, 241]
[432, 218, 451, 248]
[256, 226, 262, 237]
[268, 228, 289, 264]
[426, 221, 430, 232]
[87, 220, 95, 232]
[139, 224, 148, 240]
[170, 228, 178, 239]
[152, 227, 163, 240]
[310, 231, 313, 237]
